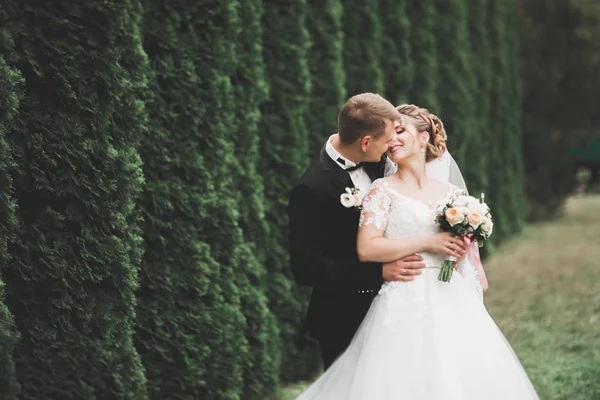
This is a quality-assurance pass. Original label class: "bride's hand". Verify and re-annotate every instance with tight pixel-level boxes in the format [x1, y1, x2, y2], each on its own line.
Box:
[427, 232, 466, 259]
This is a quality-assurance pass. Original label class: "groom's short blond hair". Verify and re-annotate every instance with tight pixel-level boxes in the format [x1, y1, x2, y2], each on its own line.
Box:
[337, 93, 400, 145]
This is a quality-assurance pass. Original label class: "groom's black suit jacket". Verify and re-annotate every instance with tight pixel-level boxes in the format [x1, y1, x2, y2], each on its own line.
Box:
[288, 147, 386, 347]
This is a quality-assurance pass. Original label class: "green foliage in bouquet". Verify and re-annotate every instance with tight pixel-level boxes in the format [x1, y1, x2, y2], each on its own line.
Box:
[1, 2, 148, 398]
[0, 55, 22, 400]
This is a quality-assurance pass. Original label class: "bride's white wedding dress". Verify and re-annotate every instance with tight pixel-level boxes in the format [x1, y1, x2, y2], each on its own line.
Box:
[296, 179, 539, 400]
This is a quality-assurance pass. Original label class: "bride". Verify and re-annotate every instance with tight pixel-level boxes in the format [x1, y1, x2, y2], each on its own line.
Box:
[296, 105, 539, 399]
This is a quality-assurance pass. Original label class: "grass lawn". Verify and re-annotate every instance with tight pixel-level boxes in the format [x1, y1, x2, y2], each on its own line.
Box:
[484, 194, 600, 400]
[275, 194, 600, 400]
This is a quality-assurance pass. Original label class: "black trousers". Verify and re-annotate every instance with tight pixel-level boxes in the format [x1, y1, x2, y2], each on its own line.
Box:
[319, 334, 352, 370]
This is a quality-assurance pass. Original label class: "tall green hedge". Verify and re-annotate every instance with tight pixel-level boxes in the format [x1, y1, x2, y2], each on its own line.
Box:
[342, 0, 384, 95]
[434, 1, 479, 188]
[406, 0, 439, 111]
[230, 1, 282, 398]
[134, 1, 250, 399]
[0, 0, 595, 395]
[519, 0, 569, 219]
[1, 2, 148, 398]
[502, 1, 526, 233]
[466, 0, 493, 196]
[519, 0, 600, 219]
[487, 0, 526, 240]
[260, 0, 320, 382]
[379, 0, 413, 104]
[306, 0, 346, 156]
[0, 55, 21, 400]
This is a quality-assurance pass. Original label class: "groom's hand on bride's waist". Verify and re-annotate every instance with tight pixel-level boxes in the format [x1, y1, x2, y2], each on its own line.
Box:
[382, 255, 425, 282]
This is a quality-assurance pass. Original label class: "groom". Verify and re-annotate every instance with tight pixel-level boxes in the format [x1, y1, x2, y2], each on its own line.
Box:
[288, 93, 425, 369]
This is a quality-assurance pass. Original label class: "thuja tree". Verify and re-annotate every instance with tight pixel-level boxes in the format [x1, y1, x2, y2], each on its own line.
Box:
[486, 0, 526, 241]
[342, 0, 384, 95]
[406, 0, 439, 111]
[230, 0, 283, 398]
[379, 0, 413, 105]
[260, 0, 321, 382]
[519, 0, 600, 219]
[434, 1, 480, 191]
[1, 1, 148, 398]
[135, 1, 250, 399]
[306, 0, 346, 156]
[0, 54, 21, 400]
[466, 0, 493, 196]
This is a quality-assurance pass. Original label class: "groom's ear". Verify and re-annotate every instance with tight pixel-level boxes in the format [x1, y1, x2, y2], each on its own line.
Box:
[359, 135, 371, 152]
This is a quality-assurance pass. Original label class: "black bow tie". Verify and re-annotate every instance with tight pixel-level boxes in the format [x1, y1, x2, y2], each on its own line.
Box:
[345, 163, 365, 172]
[337, 157, 364, 172]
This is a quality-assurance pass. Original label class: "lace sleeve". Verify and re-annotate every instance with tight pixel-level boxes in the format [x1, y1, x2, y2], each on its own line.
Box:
[359, 179, 392, 231]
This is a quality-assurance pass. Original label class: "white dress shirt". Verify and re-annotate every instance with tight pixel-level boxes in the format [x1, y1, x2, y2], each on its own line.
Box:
[325, 135, 373, 194]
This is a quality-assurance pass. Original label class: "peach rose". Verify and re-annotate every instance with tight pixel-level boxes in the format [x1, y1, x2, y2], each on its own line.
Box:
[467, 210, 484, 229]
[445, 207, 465, 226]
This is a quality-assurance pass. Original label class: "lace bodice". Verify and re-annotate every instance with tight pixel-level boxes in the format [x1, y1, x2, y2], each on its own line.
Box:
[359, 178, 484, 298]
[359, 178, 449, 266]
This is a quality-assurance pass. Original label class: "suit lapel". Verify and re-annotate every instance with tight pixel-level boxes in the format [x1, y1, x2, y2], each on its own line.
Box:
[319, 147, 354, 191]
[320, 147, 388, 189]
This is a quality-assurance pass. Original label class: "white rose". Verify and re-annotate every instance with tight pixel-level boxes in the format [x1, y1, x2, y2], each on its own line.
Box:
[435, 199, 447, 214]
[453, 196, 469, 207]
[477, 200, 490, 212]
[445, 207, 465, 226]
[481, 219, 494, 235]
[469, 202, 489, 216]
[467, 210, 484, 229]
[458, 207, 470, 224]
[340, 193, 355, 208]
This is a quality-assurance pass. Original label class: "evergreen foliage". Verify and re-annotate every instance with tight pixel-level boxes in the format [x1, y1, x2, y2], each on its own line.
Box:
[342, 0, 384, 95]
[260, 0, 321, 382]
[519, 0, 600, 219]
[230, 1, 282, 398]
[466, 0, 493, 196]
[0, 0, 596, 394]
[1, 2, 148, 398]
[434, 1, 479, 191]
[487, 0, 526, 240]
[379, 0, 413, 105]
[306, 0, 346, 156]
[0, 55, 21, 400]
[406, 0, 439, 111]
[135, 1, 251, 399]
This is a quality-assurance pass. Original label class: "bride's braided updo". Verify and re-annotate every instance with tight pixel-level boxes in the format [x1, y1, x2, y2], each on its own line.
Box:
[396, 104, 447, 162]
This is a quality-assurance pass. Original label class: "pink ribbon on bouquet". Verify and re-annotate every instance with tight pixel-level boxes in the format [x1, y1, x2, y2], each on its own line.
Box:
[463, 234, 488, 292]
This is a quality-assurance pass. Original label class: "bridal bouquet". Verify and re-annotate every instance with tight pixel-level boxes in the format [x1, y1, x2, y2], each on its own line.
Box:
[434, 191, 493, 282]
